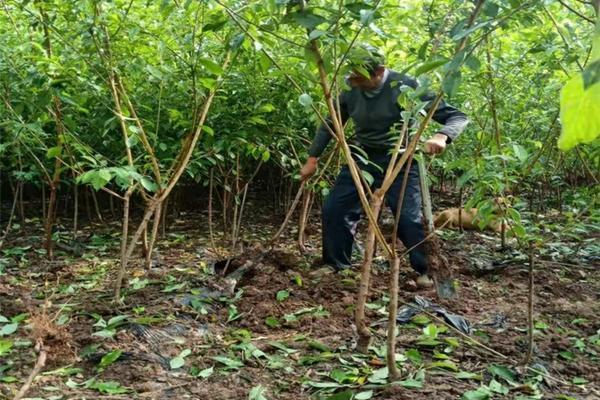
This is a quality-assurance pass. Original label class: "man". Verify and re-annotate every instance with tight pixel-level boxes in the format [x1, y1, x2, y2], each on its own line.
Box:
[300, 45, 468, 288]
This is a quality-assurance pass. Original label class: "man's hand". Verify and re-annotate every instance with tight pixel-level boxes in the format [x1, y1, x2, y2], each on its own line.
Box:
[300, 156, 318, 181]
[424, 133, 448, 155]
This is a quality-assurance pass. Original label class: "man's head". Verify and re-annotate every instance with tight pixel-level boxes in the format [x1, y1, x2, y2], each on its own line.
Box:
[347, 44, 386, 91]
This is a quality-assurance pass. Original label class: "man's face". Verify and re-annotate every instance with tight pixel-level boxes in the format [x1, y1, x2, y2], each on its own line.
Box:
[348, 66, 385, 91]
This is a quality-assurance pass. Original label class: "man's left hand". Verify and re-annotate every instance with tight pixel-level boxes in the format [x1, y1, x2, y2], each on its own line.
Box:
[424, 133, 448, 155]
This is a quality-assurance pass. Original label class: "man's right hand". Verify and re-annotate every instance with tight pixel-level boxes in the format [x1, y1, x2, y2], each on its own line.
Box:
[300, 157, 318, 181]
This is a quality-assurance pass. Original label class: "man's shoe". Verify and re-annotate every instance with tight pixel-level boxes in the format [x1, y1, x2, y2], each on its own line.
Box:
[416, 274, 434, 289]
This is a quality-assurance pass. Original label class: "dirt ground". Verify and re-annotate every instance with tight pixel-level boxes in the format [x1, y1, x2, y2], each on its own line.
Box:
[0, 205, 598, 400]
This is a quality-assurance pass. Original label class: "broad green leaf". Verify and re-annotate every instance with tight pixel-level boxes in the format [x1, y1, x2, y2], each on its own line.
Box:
[249, 385, 268, 400]
[405, 348, 422, 364]
[193, 366, 214, 378]
[92, 329, 116, 338]
[198, 58, 224, 75]
[140, 177, 158, 192]
[355, 391, 373, 400]
[0, 339, 13, 355]
[170, 356, 185, 369]
[559, 26, 600, 150]
[276, 290, 289, 302]
[265, 316, 280, 328]
[399, 378, 423, 389]
[456, 371, 482, 380]
[290, 10, 326, 30]
[106, 315, 129, 327]
[488, 364, 516, 384]
[430, 360, 459, 372]
[462, 388, 490, 400]
[99, 350, 122, 368]
[0, 323, 18, 336]
[414, 58, 449, 76]
[298, 93, 313, 108]
[88, 380, 129, 394]
[46, 146, 62, 159]
[325, 391, 352, 400]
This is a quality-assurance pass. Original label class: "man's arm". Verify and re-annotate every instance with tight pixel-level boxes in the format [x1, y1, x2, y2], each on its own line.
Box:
[301, 95, 349, 180]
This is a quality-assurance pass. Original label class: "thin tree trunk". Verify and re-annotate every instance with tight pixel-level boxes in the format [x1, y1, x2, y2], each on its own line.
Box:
[109, 192, 115, 217]
[18, 180, 25, 225]
[91, 188, 103, 222]
[208, 168, 218, 253]
[0, 183, 19, 249]
[73, 181, 78, 240]
[145, 202, 162, 269]
[41, 184, 46, 221]
[84, 186, 92, 222]
[115, 187, 134, 301]
[161, 196, 168, 238]
[39, 0, 65, 260]
[386, 256, 401, 379]
[356, 192, 384, 353]
[524, 246, 535, 365]
[298, 188, 312, 253]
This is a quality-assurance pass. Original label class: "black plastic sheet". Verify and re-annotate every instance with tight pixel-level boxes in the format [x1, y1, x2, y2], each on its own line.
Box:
[396, 295, 472, 334]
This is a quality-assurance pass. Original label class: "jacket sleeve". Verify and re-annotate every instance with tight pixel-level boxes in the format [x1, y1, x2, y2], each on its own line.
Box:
[402, 75, 469, 143]
[307, 94, 349, 157]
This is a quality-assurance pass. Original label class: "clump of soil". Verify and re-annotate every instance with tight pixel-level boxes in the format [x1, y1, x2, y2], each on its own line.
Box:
[29, 309, 75, 365]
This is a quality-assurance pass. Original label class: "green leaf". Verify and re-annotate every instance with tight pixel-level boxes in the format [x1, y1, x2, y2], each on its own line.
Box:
[92, 329, 116, 338]
[462, 388, 490, 400]
[99, 350, 122, 368]
[430, 360, 459, 372]
[559, 34, 600, 151]
[298, 93, 313, 108]
[325, 391, 352, 400]
[559, 351, 575, 361]
[452, 20, 492, 41]
[276, 290, 289, 302]
[355, 391, 374, 400]
[140, 177, 158, 192]
[308, 340, 332, 353]
[0, 339, 13, 355]
[368, 367, 388, 384]
[198, 58, 224, 75]
[572, 377, 588, 385]
[512, 144, 528, 163]
[88, 380, 129, 394]
[106, 315, 129, 328]
[170, 349, 191, 370]
[265, 316, 280, 328]
[488, 364, 516, 384]
[308, 30, 326, 40]
[456, 371, 482, 380]
[170, 356, 185, 370]
[422, 324, 439, 338]
[290, 10, 326, 30]
[405, 348, 422, 364]
[582, 59, 600, 89]
[489, 379, 508, 395]
[399, 378, 423, 389]
[442, 70, 461, 97]
[193, 366, 214, 378]
[0, 323, 18, 336]
[415, 58, 449, 76]
[46, 146, 62, 159]
[249, 385, 268, 400]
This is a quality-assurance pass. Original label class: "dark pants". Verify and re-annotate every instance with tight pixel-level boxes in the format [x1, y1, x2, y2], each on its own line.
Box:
[322, 152, 428, 274]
